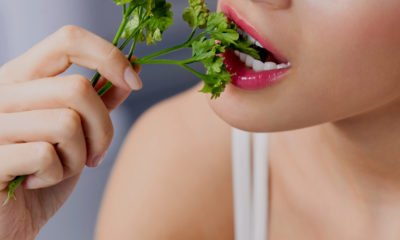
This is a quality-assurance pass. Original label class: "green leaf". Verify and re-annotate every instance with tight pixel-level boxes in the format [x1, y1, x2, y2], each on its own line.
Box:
[202, 56, 224, 73]
[114, 0, 149, 5]
[190, 36, 232, 98]
[206, 12, 228, 31]
[144, 0, 174, 44]
[191, 37, 224, 61]
[121, 8, 140, 39]
[200, 69, 232, 99]
[229, 37, 261, 60]
[113, 0, 133, 5]
[182, 0, 209, 29]
[211, 29, 239, 45]
[205, 13, 240, 46]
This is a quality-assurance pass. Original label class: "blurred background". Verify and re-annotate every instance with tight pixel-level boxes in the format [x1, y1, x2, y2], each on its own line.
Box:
[0, 0, 216, 239]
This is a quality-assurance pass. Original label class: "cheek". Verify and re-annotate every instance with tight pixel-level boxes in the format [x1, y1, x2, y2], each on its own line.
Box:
[297, 1, 400, 117]
[209, 1, 400, 132]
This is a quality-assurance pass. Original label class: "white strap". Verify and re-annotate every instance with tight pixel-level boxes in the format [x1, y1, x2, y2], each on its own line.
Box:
[252, 133, 269, 240]
[232, 128, 252, 240]
[232, 128, 269, 240]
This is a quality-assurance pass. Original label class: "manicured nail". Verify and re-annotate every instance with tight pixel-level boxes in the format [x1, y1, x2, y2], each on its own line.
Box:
[92, 153, 106, 167]
[124, 66, 142, 90]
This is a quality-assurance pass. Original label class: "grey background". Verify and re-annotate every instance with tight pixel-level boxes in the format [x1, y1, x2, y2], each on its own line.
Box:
[0, 0, 216, 239]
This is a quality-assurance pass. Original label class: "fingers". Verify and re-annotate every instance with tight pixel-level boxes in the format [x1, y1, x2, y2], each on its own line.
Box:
[0, 109, 87, 178]
[0, 75, 114, 165]
[0, 25, 142, 108]
[96, 56, 142, 111]
[0, 142, 63, 190]
[94, 76, 132, 111]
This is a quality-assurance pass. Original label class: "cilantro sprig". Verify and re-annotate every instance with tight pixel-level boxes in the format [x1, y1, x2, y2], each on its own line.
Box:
[3, 0, 260, 205]
[94, 0, 260, 98]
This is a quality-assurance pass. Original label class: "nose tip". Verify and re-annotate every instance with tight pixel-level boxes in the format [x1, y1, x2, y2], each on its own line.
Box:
[251, 0, 291, 9]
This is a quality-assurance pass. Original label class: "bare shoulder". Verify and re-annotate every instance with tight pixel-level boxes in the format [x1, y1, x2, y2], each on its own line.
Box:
[133, 83, 230, 150]
[96, 84, 234, 240]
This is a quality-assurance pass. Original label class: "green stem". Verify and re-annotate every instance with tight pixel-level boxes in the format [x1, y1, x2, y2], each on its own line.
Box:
[92, 4, 138, 87]
[98, 82, 113, 96]
[3, 175, 28, 206]
[133, 30, 209, 65]
[128, 38, 138, 60]
[179, 64, 208, 80]
[91, 72, 101, 87]
[133, 43, 189, 65]
[133, 58, 207, 81]
[137, 58, 195, 66]
[112, 15, 130, 46]
[186, 28, 197, 43]
[188, 31, 209, 44]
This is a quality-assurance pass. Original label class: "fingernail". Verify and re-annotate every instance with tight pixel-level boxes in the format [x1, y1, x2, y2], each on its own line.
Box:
[124, 66, 142, 90]
[91, 153, 106, 167]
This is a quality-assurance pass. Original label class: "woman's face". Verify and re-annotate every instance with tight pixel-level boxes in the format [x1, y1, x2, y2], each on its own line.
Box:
[209, 0, 400, 132]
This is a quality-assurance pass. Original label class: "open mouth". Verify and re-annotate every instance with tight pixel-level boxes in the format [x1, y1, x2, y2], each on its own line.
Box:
[222, 4, 291, 90]
[234, 28, 291, 71]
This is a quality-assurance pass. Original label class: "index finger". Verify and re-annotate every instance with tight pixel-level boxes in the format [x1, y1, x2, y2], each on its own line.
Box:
[0, 25, 142, 92]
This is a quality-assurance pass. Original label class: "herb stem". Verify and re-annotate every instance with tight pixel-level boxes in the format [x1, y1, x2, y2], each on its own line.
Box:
[186, 28, 197, 43]
[91, 4, 137, 87]
[133, 42, 188, 65]
[133, 30, 209, 65]
[128, 37, 138, 60]
[3, 175, 27, 206]
[137, 58, 196, 66]
[135, 59, 182, 65]
[179, 64, 208, 80]
[98, 81, 113, 96]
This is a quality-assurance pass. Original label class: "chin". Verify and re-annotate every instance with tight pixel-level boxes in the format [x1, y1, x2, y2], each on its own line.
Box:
[207, 85, 300, 133]
[206, 82, 344, 133]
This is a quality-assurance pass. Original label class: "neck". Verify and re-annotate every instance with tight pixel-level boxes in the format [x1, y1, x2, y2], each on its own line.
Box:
[319, 99, 400, 199]
[270, 99, 400, 239]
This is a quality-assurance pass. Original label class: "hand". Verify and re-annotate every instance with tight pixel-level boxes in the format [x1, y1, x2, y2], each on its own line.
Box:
[0, 25, 142, 240]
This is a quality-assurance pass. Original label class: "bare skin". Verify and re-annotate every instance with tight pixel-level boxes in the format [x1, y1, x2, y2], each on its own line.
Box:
[2, 0, 400, 239]
[0, 25, 142, 240]
[96, 83, 234, 240]
[96, 82, 400, 240]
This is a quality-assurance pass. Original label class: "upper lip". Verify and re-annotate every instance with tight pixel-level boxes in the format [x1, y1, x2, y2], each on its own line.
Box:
[221, 4, 289, 63]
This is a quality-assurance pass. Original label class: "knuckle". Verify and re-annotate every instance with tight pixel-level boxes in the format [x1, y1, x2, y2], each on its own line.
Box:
[104, 45, 122, 61]
[66, 158, 85, 178]
[57, 108, 82, 139]
[57, 25, 83, 44]
[35, 142, 57, 168]
[35, 143, 63, 184]
[64, 74, 92, 100]
[100, 119, 114, 151]
[50, 164, 64, 184]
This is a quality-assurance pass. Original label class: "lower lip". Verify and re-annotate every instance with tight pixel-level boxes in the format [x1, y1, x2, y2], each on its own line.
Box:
[223, 50, 290, 90]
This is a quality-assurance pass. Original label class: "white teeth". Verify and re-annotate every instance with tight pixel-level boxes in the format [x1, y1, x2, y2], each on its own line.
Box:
[245, 55, 255, 67]
[264, 62, 277, 71]
[277, 63, 290, 69]
[235, 28, 291, 71]
[248, 35, 256, 44]
[235, 51, 291, 72]
[238, 28, 263, 48]
[239, 52, 247, 62]
[252, 60, 264, 72]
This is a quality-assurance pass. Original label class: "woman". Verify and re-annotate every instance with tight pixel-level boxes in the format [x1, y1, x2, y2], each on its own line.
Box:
[2, 0, 400, 239]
